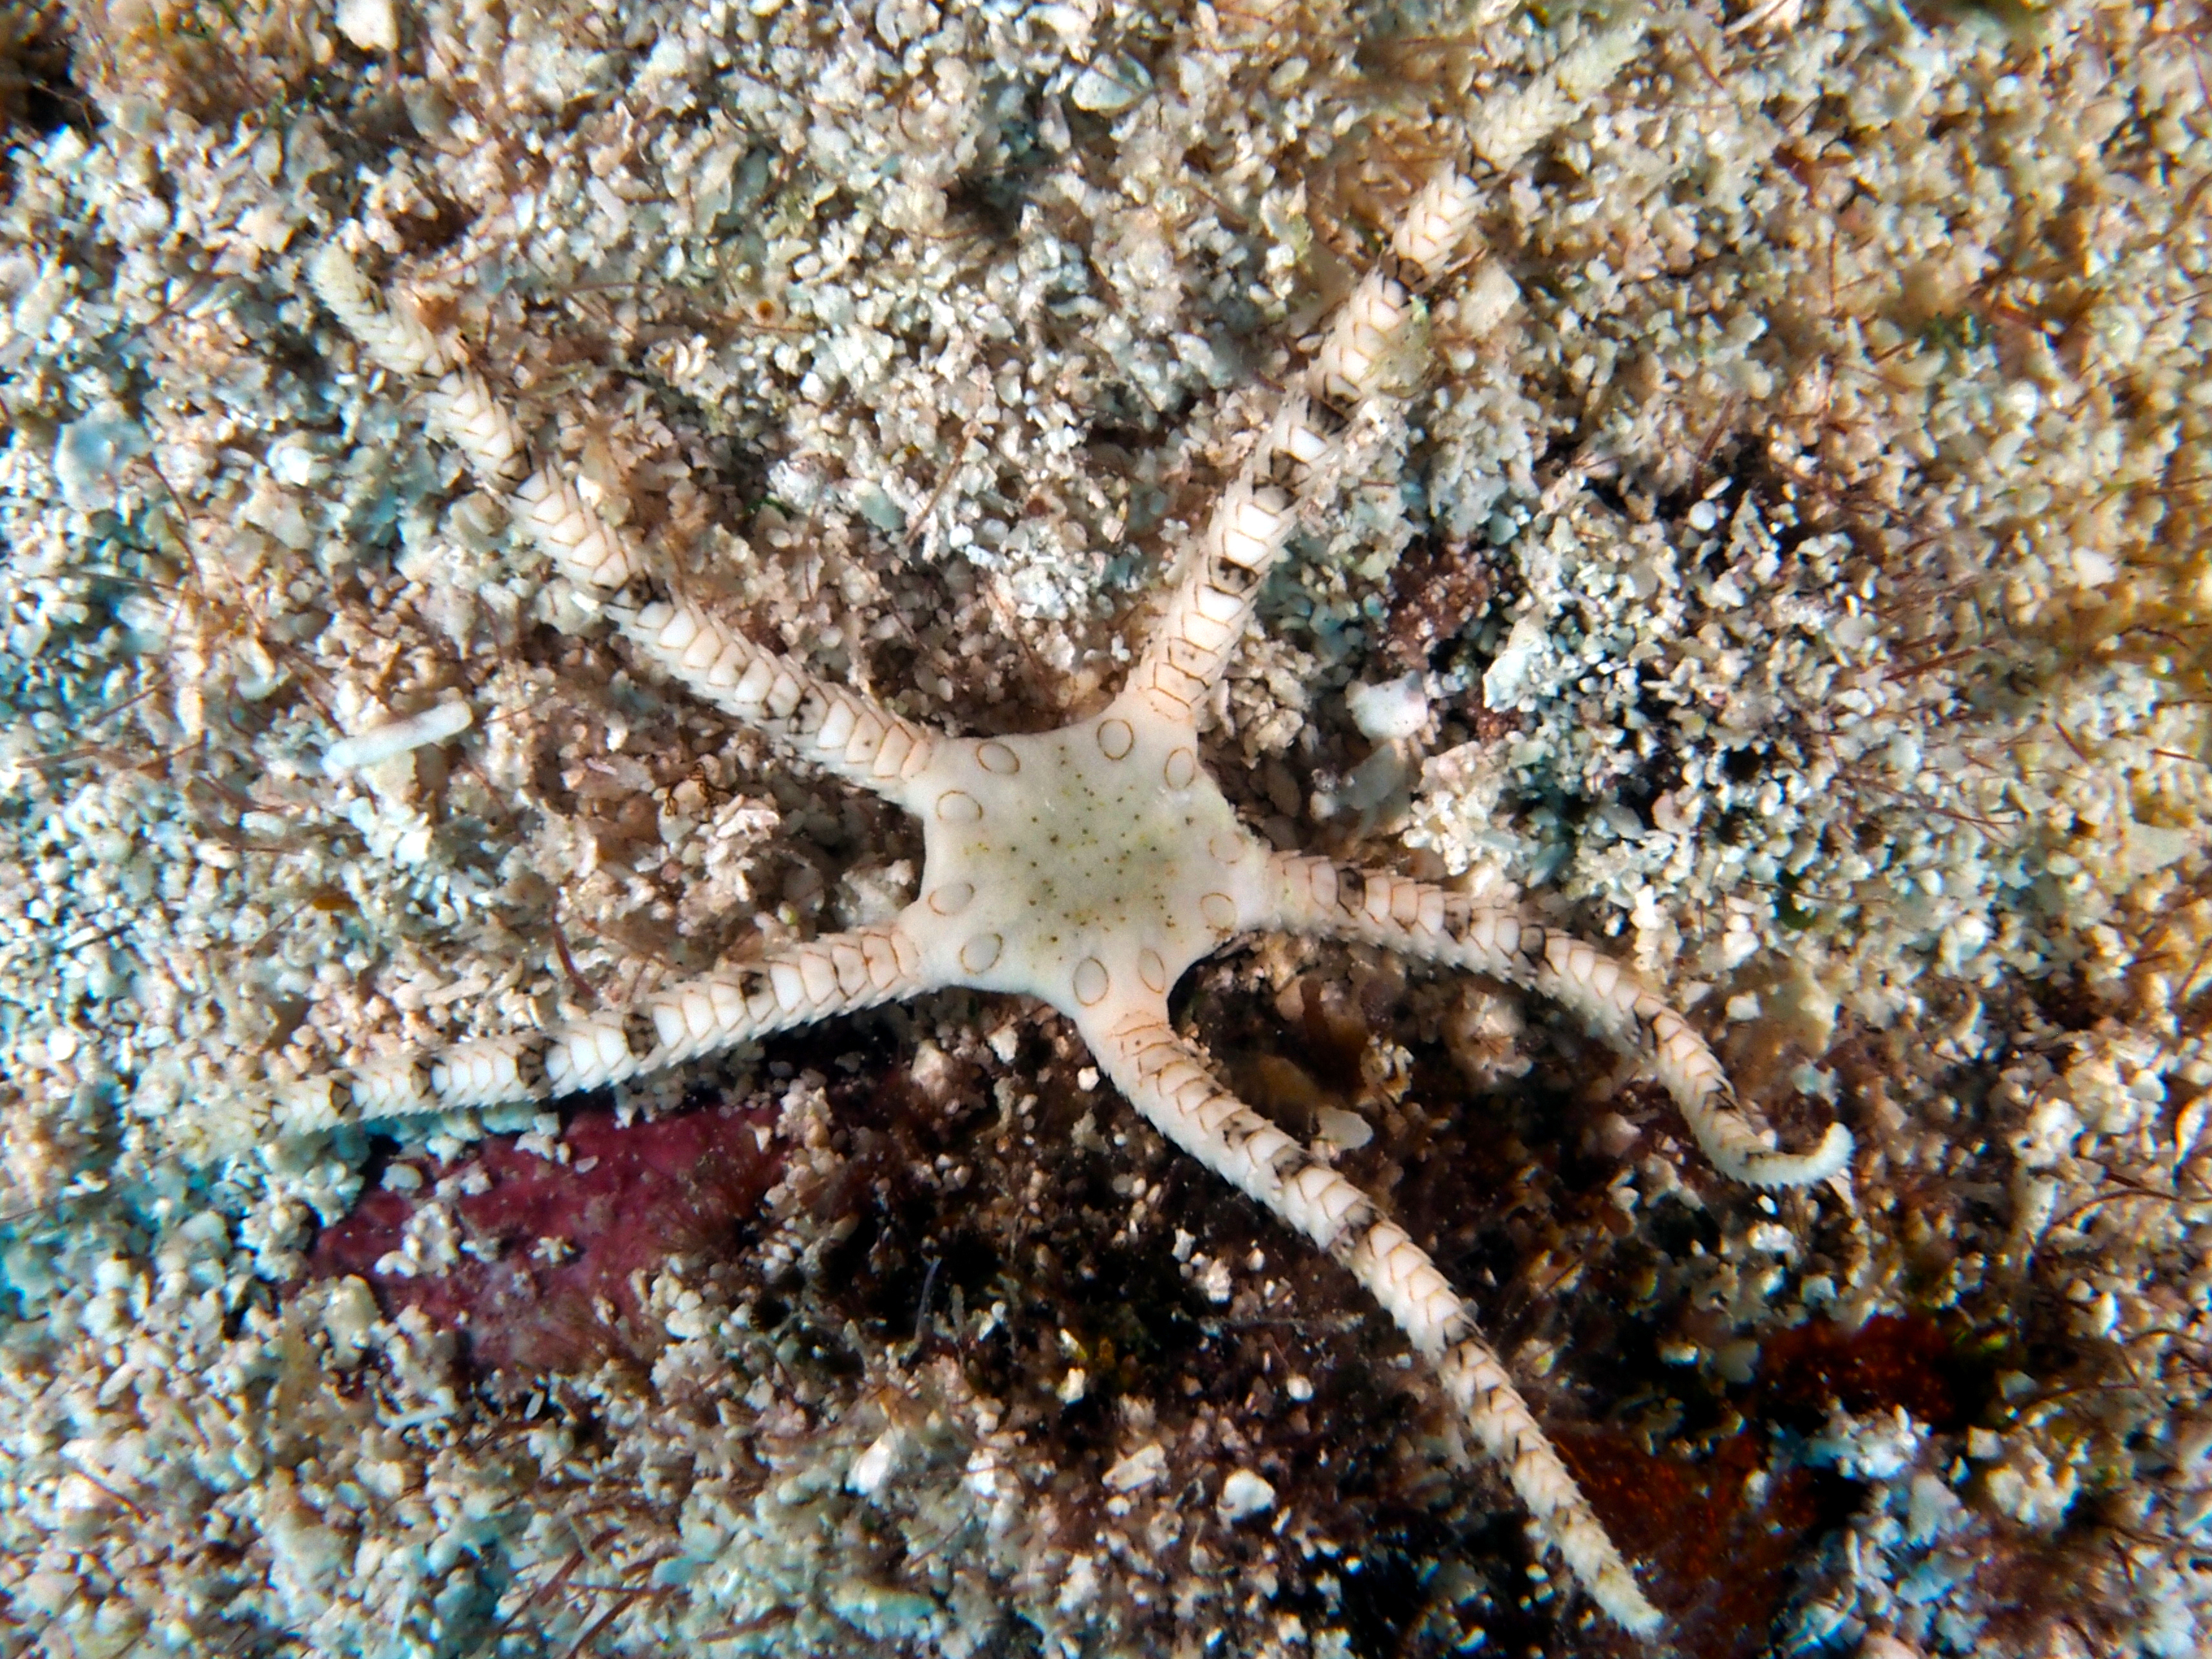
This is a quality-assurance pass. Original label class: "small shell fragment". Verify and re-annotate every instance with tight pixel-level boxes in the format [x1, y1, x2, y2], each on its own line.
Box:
[1315, 1106, 1373, 1150]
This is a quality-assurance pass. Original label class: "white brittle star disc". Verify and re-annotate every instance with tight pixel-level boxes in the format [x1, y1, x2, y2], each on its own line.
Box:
[905, 689, 1262, 1023]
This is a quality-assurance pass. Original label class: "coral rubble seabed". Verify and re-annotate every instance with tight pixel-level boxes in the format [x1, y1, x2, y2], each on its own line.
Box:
[2, 1, 2209, 1656]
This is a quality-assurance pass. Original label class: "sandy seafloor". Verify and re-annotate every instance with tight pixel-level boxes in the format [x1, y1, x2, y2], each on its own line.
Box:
[1, 0, 2210, 1654]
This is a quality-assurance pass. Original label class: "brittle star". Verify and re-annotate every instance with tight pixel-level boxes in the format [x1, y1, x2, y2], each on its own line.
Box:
[296, 26, 1849, 1636]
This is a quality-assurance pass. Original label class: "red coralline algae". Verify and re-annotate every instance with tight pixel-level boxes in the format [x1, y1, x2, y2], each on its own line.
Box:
[306, 1100, 782, 1375]
[1549, 1314, 1986, 1658]
[1758, 1311, 1979, 1430]
[1559, 1427, 1852, 1659]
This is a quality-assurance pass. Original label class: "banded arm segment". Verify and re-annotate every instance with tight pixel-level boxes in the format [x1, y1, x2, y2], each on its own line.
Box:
[1136, 170, 1484, 719]
[1257, 854, 1853, 1189]
[1134, 22, 1649, 720]
[307, 245, 939, 806]
[277, 924, 931, 1129]
[1079, 1000, 1664, 1637]
[615, 590, 939, 811]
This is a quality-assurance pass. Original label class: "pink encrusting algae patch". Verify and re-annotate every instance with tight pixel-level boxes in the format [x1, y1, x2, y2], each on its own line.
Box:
[306, 1101, 783, 1375]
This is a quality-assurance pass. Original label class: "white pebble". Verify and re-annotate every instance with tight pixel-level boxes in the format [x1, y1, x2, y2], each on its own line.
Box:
[1345, 672, 1429, 742]
[335, 0, 399, 53]
[846, 1428, 906, 1498]
[1217, 1468, 1276, 1521]
[53, 413, 148, 512]
[1071, 58, 1150, 113]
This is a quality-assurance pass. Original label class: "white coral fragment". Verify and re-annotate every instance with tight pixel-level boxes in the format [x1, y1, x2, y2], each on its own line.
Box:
[1103, 1443, 1167, 1494]
[1985, 1441, 2079, 1530]
[322, 698, 474, 775]
[318, 1276, 380, 1367]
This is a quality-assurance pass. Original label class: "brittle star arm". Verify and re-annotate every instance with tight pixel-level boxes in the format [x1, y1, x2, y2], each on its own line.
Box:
[273, 923, 933, 1130]
[306, 244, 941, 811]
[1076, 997, 1665, 1637]
[1255, 854, 1854, 1189]
[1135, 23, 1647, 720]
[1135, 172, 1481, 719]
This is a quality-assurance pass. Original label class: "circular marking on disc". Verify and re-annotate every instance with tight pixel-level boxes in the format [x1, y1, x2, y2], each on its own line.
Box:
[936, 789, 983, 823]
[976, 740, 1020, 775]
[1163, 746, 1197, 789]
[1138, 948, 1167, 994]
[1073, 957, 1110, 1006]
[927, 881, 975, 916]
[1200, 892, 1237, 932]
[1096, 718, 1134, 760]
[959, 933, 1004, 974]
[1208, 830, 1244, 865]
